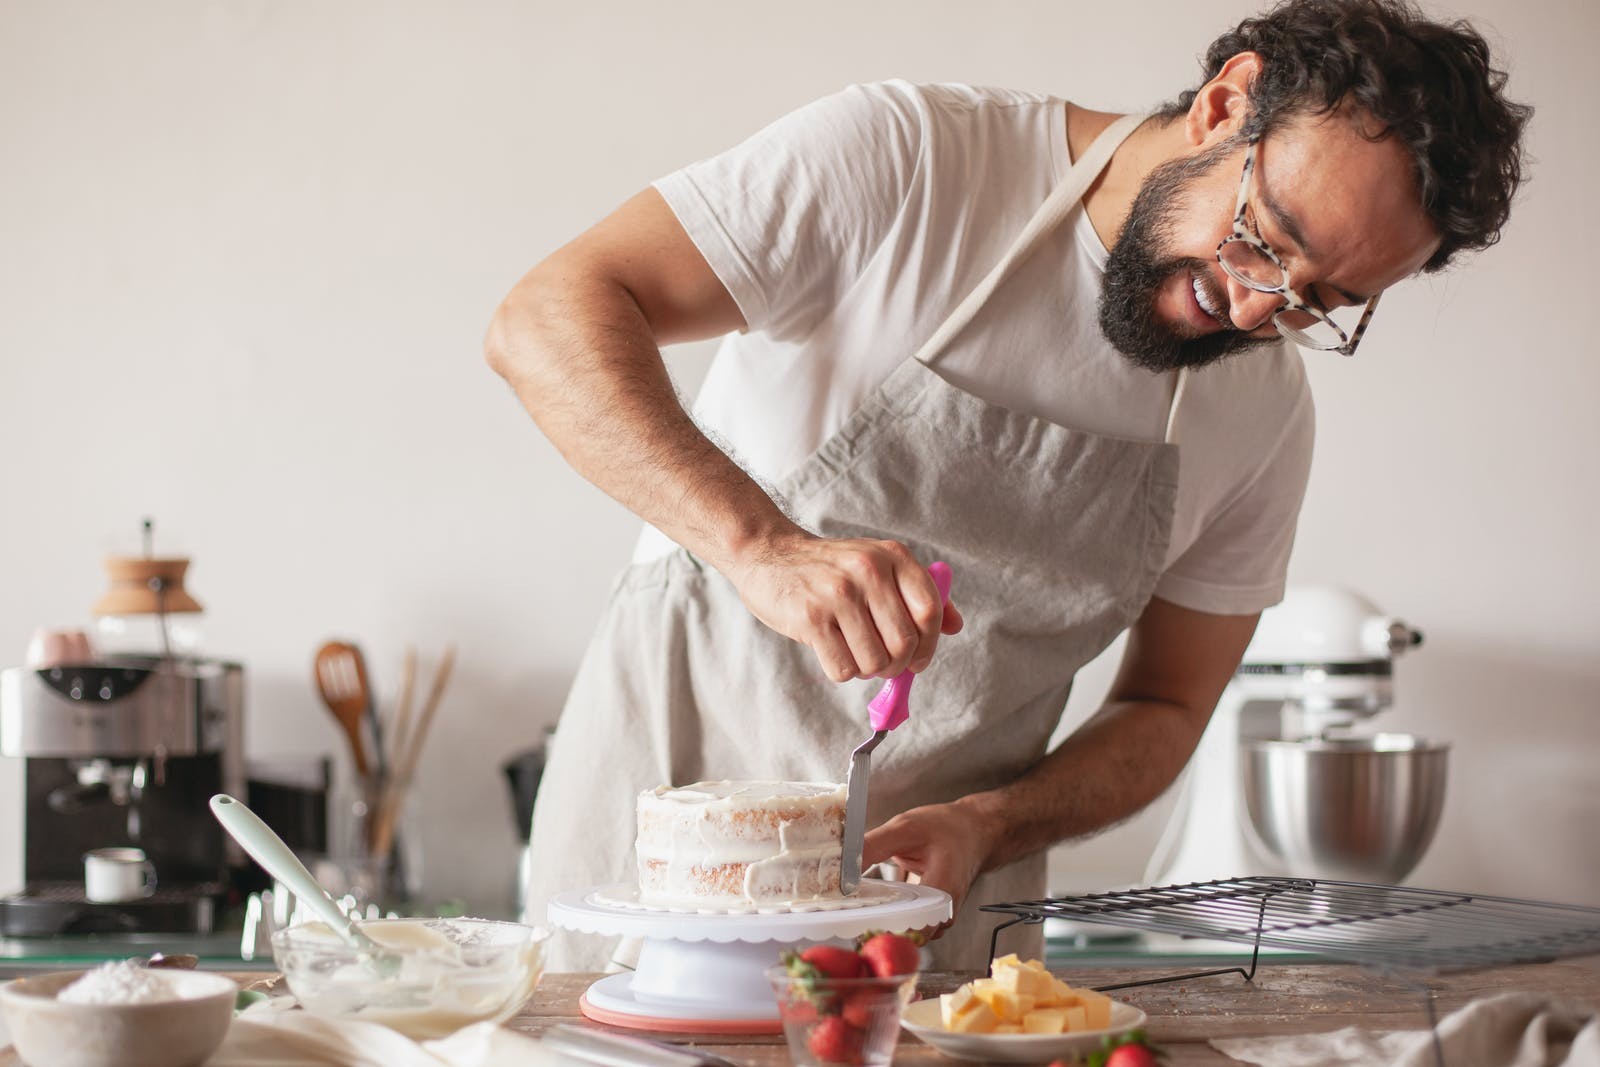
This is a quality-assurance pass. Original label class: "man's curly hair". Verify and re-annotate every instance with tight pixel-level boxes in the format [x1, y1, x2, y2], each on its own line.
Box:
[1158, 0, 1532, 272]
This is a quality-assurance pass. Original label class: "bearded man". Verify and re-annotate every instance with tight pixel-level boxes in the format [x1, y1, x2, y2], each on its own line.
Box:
[486, 0, 1530, 970]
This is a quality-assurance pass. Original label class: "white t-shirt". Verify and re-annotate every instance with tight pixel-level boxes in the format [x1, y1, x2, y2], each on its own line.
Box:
[643, 80, 1314, 616]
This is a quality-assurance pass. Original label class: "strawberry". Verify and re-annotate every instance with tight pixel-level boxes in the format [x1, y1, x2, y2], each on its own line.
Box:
[1104, 1047, 1160, 1067]
[780, 946, 865, 1015]
[840, 989, 879, 1029]
[806, 1015, 865, 1065]
[1085, 1030, 1164, 1067]
[793, 945, 867, 981]
[856, 931, 920, 978]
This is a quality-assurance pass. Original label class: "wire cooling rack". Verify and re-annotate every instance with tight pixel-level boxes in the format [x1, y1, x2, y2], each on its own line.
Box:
[982, 878, 1600, 1067]
[983, 876, 1600, 983]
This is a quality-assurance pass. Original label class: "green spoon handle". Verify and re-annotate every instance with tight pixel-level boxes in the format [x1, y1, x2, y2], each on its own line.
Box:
[209, 793, 370, 949]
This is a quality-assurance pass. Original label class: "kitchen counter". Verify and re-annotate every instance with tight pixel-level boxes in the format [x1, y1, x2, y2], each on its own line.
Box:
[0, 929, 275, 977]
[0, 923, 1299, 979]
[7, 962, 1595, 1065]
[516, 964, 1600, 1064]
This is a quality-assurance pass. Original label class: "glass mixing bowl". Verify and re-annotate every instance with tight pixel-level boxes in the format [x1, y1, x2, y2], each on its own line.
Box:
[271, 917, 548, 1039]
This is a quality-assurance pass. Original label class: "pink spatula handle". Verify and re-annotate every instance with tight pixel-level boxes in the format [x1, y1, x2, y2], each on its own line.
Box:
[867, 561, 953, 732]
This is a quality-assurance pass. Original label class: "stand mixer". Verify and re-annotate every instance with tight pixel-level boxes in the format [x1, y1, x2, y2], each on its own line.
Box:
[1147, 585, 1447, 887]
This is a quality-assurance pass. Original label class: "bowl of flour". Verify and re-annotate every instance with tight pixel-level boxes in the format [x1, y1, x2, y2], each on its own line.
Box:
[0, 961, 236, 1067]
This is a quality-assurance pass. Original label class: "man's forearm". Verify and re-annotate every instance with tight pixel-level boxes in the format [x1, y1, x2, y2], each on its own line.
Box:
[956, 698, 1207, 873]
[485, 269, 794, 571]
[488, 190, 961, 684]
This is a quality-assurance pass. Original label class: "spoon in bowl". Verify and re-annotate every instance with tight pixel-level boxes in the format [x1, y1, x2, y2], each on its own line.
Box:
[208, 794, 399, 976]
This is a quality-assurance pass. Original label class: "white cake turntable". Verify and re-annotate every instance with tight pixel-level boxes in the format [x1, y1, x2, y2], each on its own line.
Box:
[548, 879, 951, 1033]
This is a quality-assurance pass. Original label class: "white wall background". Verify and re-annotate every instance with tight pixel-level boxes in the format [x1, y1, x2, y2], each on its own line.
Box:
[2, 0, 1595, 914]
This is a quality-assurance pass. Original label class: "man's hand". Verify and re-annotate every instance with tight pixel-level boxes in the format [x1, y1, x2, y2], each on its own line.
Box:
[857, 599, 1258, 941]
[725, 530, 963, 681]
[861, 798, 994, 937]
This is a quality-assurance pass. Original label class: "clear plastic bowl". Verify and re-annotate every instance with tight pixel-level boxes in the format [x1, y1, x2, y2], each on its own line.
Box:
[271, 917, 548, 1039]
[768, 966, 917, 1067]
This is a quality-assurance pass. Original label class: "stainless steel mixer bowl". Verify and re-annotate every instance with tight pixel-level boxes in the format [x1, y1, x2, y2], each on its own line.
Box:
[1242, 733, 1448, 883]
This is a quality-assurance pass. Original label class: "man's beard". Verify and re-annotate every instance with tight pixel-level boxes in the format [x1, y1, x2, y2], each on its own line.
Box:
[1098, 140, 1279, 373]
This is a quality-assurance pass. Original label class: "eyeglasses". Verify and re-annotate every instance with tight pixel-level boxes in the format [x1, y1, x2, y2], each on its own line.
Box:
[1216, 135, 1381, 356]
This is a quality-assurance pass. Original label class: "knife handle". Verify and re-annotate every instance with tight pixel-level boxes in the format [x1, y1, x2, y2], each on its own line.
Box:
[867, 561, 953, 732]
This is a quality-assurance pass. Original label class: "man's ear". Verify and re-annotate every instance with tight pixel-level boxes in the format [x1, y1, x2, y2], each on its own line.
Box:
[1185, 51, 1262, 147]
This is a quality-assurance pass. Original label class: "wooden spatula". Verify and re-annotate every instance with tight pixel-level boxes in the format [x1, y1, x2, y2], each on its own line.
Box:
[314, 640, 373, 779]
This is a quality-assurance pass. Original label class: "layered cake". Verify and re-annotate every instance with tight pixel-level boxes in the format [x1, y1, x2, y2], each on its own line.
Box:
[635, 780, 848, 907]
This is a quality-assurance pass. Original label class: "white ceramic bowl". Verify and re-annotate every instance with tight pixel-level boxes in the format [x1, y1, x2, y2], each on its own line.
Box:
[0, 969, 237, 1067]
[271, 917, 548, 1040]
[900, 996, 1147, 1063]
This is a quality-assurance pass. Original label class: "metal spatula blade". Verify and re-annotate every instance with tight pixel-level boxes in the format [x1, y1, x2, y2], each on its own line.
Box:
[840, 730, 887, 893]
[839, 561, 953, 895]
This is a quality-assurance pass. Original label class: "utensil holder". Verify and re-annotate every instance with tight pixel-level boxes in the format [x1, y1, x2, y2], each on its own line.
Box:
[326, 774, 422, 911]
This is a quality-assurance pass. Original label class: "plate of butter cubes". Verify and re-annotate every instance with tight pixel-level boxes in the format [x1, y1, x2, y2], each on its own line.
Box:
[900, 954, 1147, 1062]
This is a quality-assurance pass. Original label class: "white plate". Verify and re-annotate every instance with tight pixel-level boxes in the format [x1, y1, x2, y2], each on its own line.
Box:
[900, 997, 1147, 1062]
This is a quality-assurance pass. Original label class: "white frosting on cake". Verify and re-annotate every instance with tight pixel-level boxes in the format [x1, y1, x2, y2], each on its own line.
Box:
[636, 780, 846, 907]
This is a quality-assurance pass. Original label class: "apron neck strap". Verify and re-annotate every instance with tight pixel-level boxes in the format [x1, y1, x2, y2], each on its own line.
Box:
[1165, 366, 1188, 445]
[916, 110, 1149, 368]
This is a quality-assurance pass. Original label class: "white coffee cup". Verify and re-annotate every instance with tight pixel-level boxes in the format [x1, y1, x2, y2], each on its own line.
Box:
[83, 847, 157, 903]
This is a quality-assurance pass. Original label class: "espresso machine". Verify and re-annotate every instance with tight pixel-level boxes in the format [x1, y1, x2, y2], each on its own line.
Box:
[1146, 585, 1448, 887]
[0, 536, 246, 935]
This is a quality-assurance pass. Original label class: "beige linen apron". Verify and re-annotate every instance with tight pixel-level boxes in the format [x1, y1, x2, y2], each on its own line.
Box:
[527, 112, 1182, 971]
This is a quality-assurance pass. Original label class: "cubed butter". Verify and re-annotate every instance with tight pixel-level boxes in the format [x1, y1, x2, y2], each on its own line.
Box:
[972, 955, 1115, 1032]
[1022, 1008, 1068, 1034]
[998, 963, 1056, 999]
[976, 986, 1035, 1022]
[1049, 977, 1083, 1007]
[947, 999, 1000, 1034]
[940, 987, 978, 1029]
[1077, 988, 1112, 1029]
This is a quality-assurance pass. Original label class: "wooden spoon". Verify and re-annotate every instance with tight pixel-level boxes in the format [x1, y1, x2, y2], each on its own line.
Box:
[370, 644, 455, 861]
[314, 641, 372, 778]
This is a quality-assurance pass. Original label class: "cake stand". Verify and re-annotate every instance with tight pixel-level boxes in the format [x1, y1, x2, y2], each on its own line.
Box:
[547, 879, 951, 1033]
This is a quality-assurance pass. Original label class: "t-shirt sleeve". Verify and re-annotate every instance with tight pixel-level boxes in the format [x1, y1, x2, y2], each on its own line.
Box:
[651, 81, 925, 342]
[1153, 383, 1316, 617]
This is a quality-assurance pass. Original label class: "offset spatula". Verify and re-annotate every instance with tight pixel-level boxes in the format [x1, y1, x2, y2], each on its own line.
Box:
[841, 561, 953, 894]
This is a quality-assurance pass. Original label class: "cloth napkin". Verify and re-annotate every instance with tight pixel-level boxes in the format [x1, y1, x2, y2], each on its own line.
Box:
[205, 998, 582, 1067]
[1212, 992, 1600, 1067]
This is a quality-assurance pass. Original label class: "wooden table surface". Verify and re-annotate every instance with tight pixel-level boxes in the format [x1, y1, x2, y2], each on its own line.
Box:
[5, 962, 1598, 1065]
[510, 964, 1600, 1065]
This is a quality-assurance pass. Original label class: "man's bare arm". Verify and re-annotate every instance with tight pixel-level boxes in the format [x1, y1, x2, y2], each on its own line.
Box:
[485, 189, 960, 681]
[864, 596, 1258, 913]
[485, 188, 771, 565]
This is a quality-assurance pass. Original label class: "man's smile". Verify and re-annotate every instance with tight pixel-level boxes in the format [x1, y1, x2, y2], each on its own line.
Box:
[1159, 265, 1235, 338]
[1191, 268, 1230, 326]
